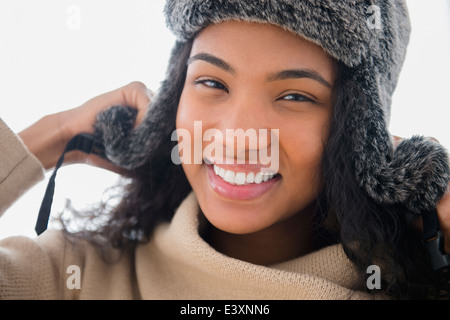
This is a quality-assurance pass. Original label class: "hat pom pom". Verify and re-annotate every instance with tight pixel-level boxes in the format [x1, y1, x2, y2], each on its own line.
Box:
[93, 105, 145, 170]
[363, 136, 449, 214]
[391, 136, 449, 214]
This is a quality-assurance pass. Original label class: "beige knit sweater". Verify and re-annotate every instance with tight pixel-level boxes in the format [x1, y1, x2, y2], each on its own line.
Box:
[0, 118, 379, 300]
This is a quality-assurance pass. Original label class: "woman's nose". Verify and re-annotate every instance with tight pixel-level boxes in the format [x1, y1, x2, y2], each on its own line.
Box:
[221, 92, 264, 130]
[210, 93, 278, 164]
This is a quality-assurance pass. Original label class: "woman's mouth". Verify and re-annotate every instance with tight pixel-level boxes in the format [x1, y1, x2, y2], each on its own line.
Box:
[206, 163, 282, 201]
[212, 164, 278, 185]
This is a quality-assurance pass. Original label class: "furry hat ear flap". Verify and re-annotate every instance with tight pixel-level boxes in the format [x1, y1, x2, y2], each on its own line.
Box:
[342, 68, 450, 215]
[93, 40, 192, 170]
[387, 137, 449, 214]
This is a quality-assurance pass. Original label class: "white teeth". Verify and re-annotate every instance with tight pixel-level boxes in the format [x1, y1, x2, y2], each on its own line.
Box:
[223, 170, 235, 184]
[246, 172, 255, 184]
[213, 164, 277, 185]
[254, 172, 263, 184]
[235, 172, 246, 185]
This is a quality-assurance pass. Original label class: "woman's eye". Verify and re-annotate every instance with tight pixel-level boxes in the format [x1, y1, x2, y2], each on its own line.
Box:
[279, 93, 314, 103]
[195, 79, 228, 92]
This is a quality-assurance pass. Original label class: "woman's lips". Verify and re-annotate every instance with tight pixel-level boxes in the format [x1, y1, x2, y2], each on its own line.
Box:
[206, 164, 281, 201]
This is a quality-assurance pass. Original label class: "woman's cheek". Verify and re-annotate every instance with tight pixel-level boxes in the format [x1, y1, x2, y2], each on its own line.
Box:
[282, 126, 327, 195]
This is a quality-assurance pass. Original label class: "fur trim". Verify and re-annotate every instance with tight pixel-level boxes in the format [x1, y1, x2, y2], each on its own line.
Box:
[93, 41, 189, 169]
[164, 0, 411, 121]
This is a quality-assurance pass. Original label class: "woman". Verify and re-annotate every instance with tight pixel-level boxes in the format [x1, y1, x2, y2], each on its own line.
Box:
[1, 0, 450, 300]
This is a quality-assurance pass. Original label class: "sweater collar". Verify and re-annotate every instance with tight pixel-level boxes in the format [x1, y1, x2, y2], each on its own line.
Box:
[136, 191, 377, 299]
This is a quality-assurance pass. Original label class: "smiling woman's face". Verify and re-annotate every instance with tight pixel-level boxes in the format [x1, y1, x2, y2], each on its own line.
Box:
[177, 21, 336, 236]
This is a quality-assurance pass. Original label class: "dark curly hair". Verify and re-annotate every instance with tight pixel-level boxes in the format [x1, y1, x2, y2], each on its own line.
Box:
[59, 37, 449, 300]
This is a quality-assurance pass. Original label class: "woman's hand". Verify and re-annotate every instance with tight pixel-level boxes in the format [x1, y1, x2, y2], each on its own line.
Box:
[19, 81, 153, 174]
[437, 185, 450, 253]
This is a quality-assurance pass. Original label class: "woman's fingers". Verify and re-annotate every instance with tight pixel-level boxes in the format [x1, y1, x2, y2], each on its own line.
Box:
[19, 82, 153, 172]
[64, 81, 153, 172]
[392, 135, 403, 148]
[64, 150, 131, 177]
[392, 135, 450, 253]
[118, 81, 153, 128]
[67, 81, 152, 138]
[437, 183, 450, 254]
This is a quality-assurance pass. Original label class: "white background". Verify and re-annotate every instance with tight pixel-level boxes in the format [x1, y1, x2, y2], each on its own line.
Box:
[1, 0, 449, 239]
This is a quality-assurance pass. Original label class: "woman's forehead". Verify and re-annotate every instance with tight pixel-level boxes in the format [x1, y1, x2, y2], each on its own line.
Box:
[190, 21, 336, 84]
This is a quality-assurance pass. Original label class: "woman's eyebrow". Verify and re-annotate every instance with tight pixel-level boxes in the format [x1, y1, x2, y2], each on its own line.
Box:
[187, 53, 331, 88]
[267, 69, 332, 88]
[187, 53, 236, 75]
